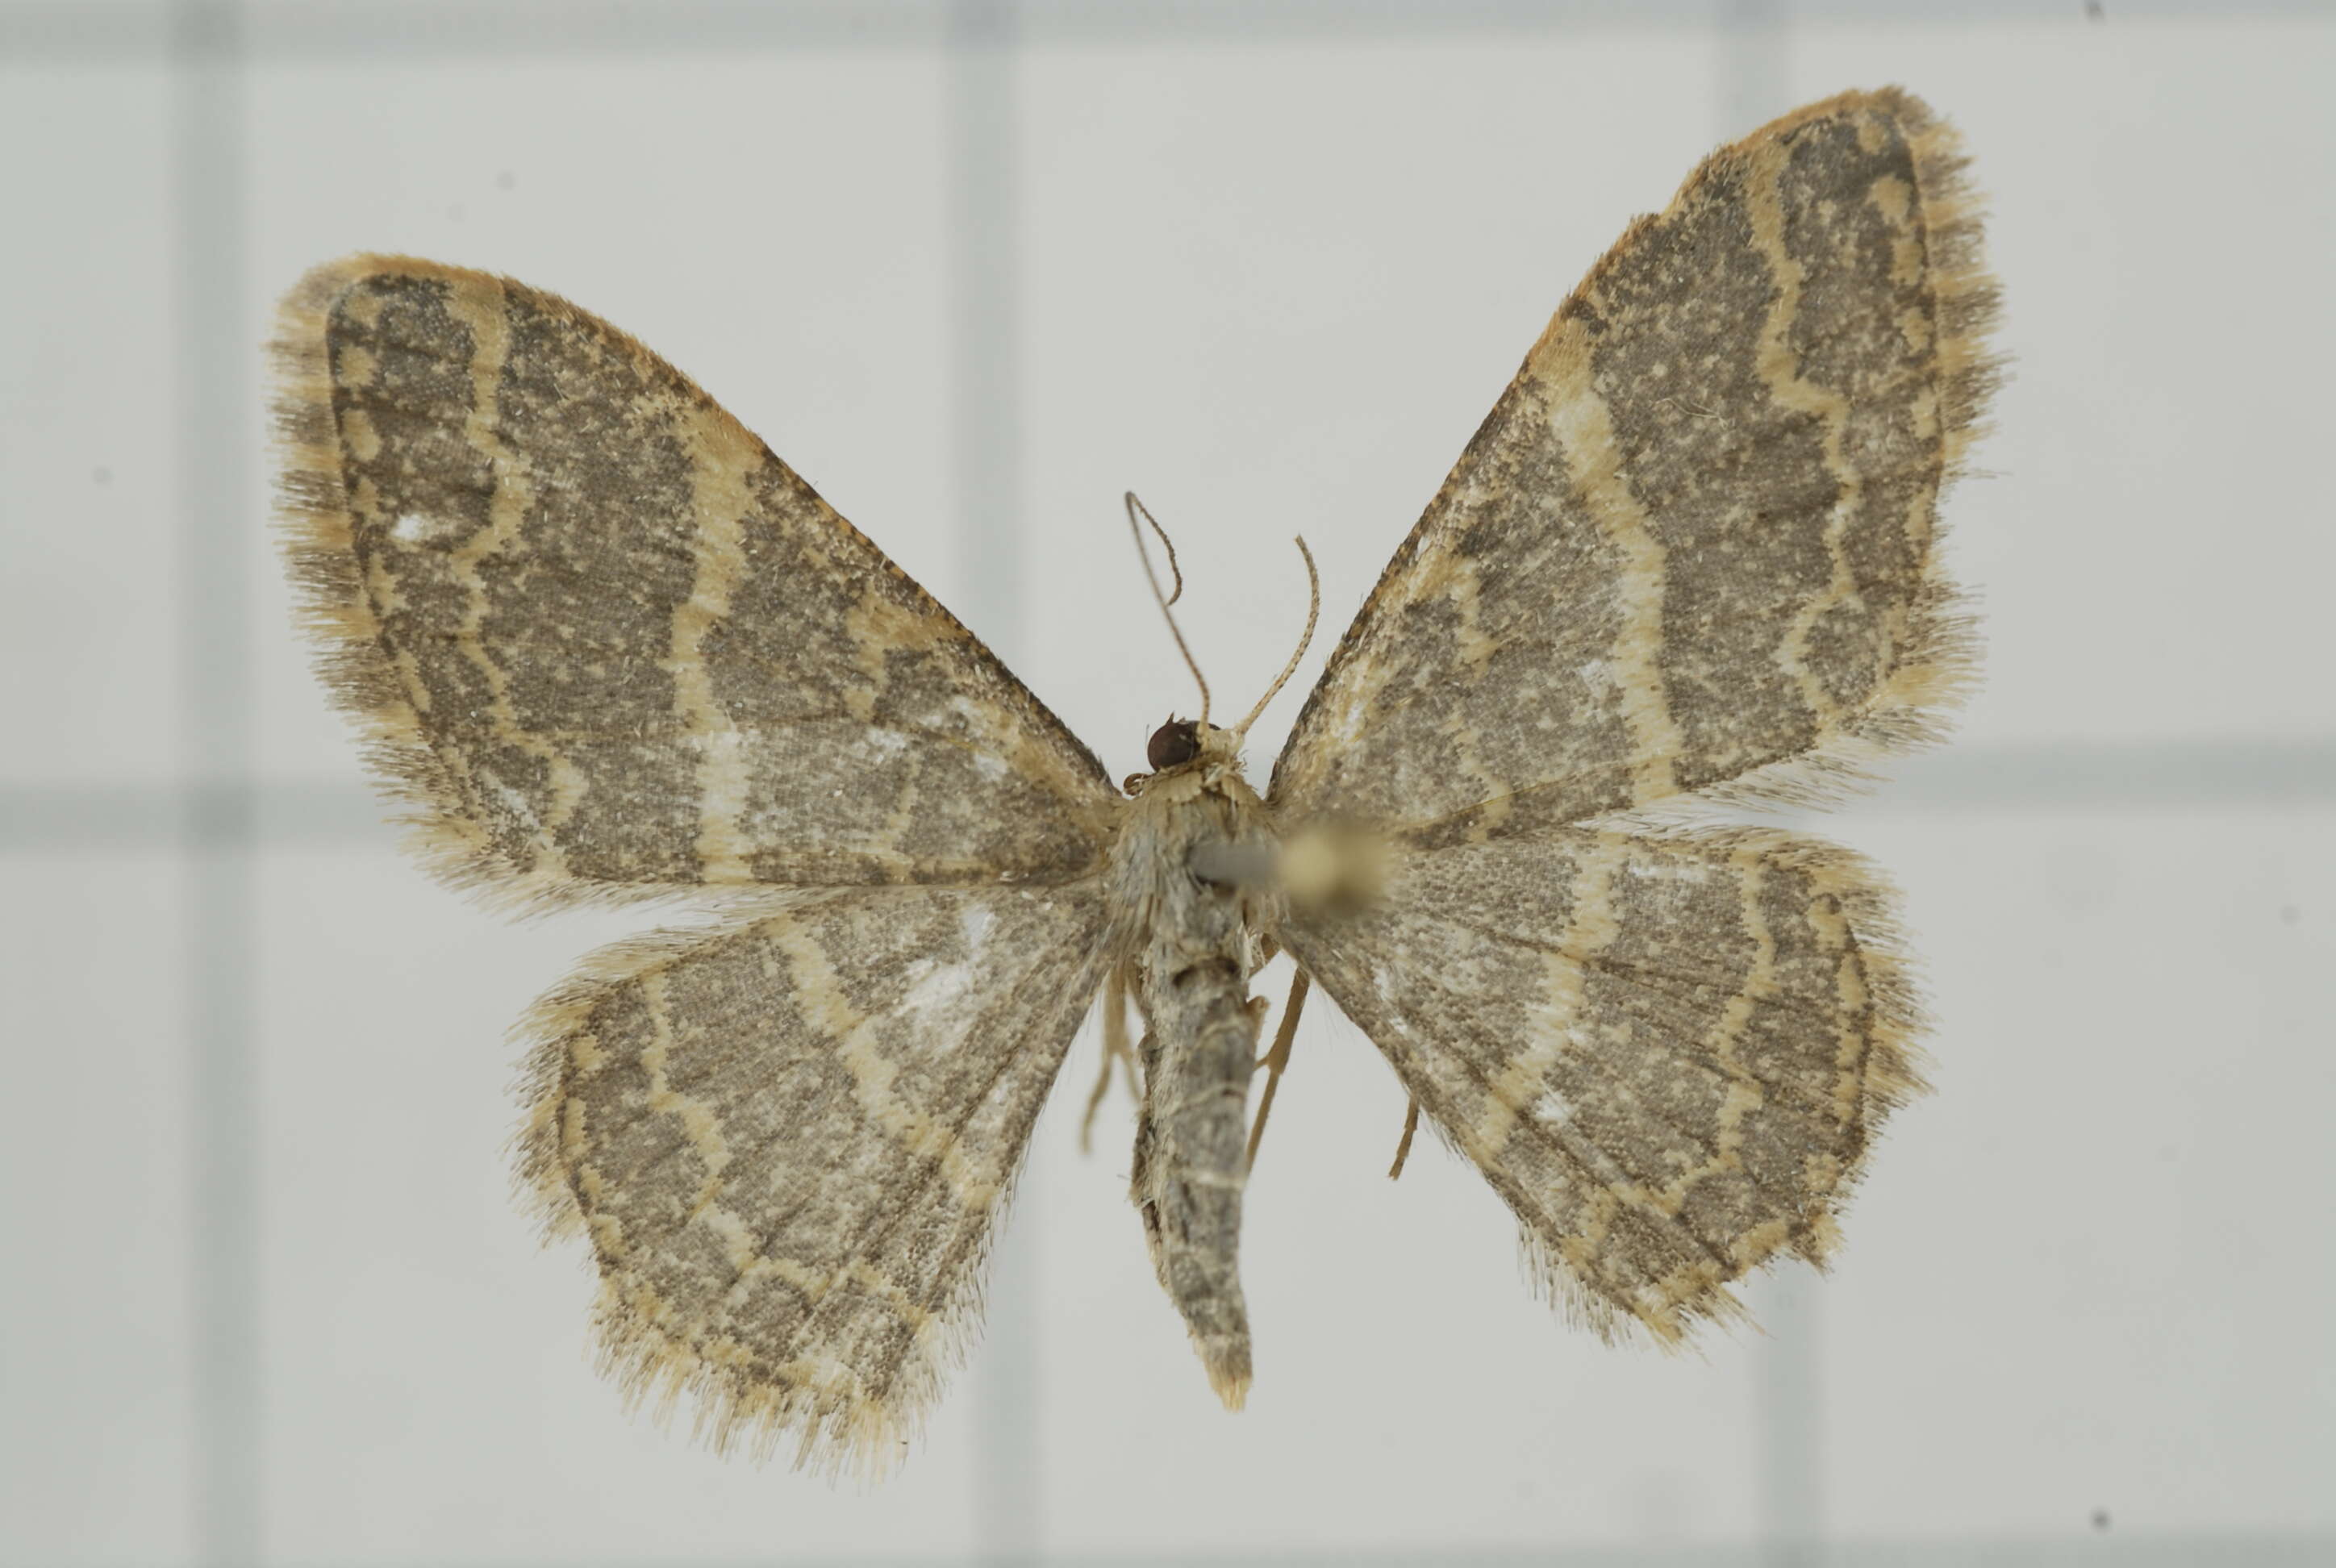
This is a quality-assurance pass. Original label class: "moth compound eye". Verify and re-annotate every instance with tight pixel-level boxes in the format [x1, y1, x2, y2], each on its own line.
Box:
[1146, 719, 1199, 770]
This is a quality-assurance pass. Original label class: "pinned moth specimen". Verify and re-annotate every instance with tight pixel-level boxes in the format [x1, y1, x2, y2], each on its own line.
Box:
[273, 87, 1996, 1474]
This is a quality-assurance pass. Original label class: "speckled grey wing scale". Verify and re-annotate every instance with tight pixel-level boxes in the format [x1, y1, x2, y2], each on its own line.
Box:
[1269, 89, 1998, 1338]
[271, 256, 1126, 1474]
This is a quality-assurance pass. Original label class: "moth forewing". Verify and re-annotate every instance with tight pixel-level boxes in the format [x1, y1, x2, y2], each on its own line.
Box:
[1269, 86, 1994, 837]
[271, 253, 1121, 911]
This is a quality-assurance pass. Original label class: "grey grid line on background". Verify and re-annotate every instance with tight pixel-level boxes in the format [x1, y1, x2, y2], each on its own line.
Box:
[2, 1, 2332, 1566]
[157, 2, 260, 1564]
[4, 0, 2334, 60]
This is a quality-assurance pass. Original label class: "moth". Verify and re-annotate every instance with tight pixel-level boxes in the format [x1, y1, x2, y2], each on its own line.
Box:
[273, 87, 1995, 1476]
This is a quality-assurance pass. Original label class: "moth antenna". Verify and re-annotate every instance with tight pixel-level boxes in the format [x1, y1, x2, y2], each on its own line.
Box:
[1231, 535, 1319, 737]
[1125, 491, 1211, 725]
[1128, 489, 1185, 604]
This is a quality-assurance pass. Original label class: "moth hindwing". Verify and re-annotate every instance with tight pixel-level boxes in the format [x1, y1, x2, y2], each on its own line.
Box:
[273, 85, 1994, 1475]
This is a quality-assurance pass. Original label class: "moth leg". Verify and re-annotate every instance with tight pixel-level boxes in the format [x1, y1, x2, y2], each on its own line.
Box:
[1117, 1024, 1141, 1100]
[1241, 967, 1312, 1170]
[1386, 1097, 1422, 1181]
[1079, 964, 1141, 1155]
[1078, 1056, 1113, 1154]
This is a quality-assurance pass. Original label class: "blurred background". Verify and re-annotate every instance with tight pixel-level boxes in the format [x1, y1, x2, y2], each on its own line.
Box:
[3, 2, 2331, 1564]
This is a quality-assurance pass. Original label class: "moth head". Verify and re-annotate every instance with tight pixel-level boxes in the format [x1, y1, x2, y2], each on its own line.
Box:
[1124, 715, 1244, 794]
[1148, 715, 1245, 769]
[1146, 717, 1201, 771]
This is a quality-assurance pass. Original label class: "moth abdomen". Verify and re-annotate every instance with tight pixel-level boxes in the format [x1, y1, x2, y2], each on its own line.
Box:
[1108, 738, 1278, 1410]
[1170, 955, 1242, 989]
[1131, 965, 1260, 1409]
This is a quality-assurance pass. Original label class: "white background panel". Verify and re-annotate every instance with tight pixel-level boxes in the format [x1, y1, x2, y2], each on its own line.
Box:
[0, 66, 179, 786]
[1, 4, 2330, 1564]
[0, 854, 194, 1565]
[1814, 806, 2336, 1544]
